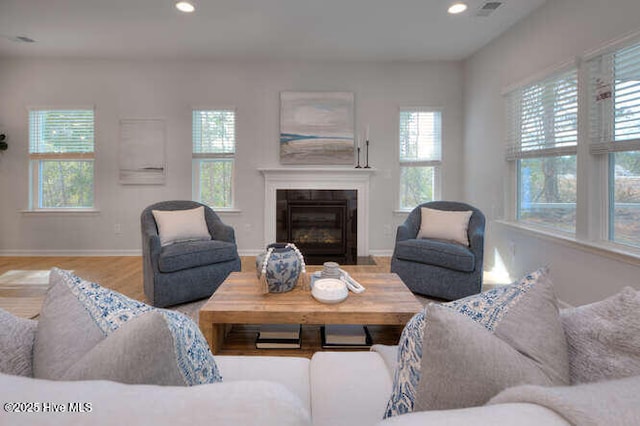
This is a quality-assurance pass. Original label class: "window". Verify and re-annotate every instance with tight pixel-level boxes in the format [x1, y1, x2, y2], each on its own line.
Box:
[505, 69, 578, 233]
[399, 109, 441, 210]
[28, 109, 95, 209]
[192, 110, 236, 209]
[589, 41, 640, 248]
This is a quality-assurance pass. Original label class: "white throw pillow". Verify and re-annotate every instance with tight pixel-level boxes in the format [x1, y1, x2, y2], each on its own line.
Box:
[417, 207, 472, 246]
[152, 206, 211, 246]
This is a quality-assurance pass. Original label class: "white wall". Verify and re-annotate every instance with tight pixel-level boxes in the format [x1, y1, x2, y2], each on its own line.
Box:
[464, 0, 640, 305]
[0, 58, 464, 255]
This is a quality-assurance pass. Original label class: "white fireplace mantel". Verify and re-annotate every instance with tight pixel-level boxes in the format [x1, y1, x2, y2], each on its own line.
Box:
[259, 168, 375, 257]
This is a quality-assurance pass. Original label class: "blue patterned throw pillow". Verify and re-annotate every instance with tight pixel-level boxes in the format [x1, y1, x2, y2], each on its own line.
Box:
[384, 267, 563, 417]
[33, 268, 222, 385]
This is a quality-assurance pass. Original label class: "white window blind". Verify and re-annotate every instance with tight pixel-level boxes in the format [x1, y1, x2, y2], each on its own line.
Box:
[192, 109, 236, 209]
[589, 41, 640, 154]
[192, 110, 235, 155]
[505, 69, 578, 160]
[28, 108, 95, 209]
[29, 110, 94, 154]
[399, 109, 441, 163]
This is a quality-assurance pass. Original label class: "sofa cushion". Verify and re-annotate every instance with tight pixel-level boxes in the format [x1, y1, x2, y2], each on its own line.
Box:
[216, 355, 311, 413]
[561, 286, 640, 384]
[34, 268, 222, 385]
[158, 239, 239, 273]
[385, 267, 569, 417]
[376, 403, 569, 426]
[1, 373, 311, 426]
[417, 207, 473, 246]
[152, 206, 211, 247]
[394, 239, 475, 272]
[311, 351, 393, 426]
[0, 308, 37, 377]
[370, 344, 398, 381]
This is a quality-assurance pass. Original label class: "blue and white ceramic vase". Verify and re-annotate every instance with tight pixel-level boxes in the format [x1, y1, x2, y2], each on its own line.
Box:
[256, 243, 305, 293]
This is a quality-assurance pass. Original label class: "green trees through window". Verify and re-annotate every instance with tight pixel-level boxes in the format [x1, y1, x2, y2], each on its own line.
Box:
[192, 110, 236, 209]
[399, 109, 441, 210]
[28, 109, 95, 209]
[507, 70, 578, 233]
[39, 161, 94, 208]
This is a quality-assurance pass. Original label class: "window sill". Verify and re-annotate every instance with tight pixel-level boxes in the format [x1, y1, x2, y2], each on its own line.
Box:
[20, 209, 101, 217]
[393, 209, 412, 215]
[214, 209, 242, 215]
[495, 220, 640, 266]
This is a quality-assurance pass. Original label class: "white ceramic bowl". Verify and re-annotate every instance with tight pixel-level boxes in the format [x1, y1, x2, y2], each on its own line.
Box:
[312, 278, 348, 304]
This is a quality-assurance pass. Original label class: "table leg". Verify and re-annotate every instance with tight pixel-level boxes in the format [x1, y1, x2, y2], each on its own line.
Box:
[199, 321, 226, 354]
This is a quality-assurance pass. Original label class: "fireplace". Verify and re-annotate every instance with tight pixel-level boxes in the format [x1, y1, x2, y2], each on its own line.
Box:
[277, 190, 357, 264]
[259, 167, 373, 261]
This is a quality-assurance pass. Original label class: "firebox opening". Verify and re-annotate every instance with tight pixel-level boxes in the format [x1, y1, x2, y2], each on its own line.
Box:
[276, 189, 357, 265]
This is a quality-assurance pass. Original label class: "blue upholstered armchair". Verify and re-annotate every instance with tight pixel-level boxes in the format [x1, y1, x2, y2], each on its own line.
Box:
[140, 200, 241, 307]
[390, 201, 485, 301]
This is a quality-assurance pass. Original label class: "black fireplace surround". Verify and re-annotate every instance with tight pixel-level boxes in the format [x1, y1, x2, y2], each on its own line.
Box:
[276, 189, 357, 265]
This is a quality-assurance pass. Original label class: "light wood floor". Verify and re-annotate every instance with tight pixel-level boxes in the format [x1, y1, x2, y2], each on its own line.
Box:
[0, 256, 393, 305]
[1, 256, 505, 357]
[0, 256, 422, 356]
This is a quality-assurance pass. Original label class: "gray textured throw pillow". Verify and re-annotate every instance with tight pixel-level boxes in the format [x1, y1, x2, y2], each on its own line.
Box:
[0, 308, 37, 377]
[561, 286, 640, 384]
[385, 267, 569, 417]
[414, 268, 569, 411]
[34, 268, 222, 385]
[415, 304, 562, 411]
[64, 311, 193, 385]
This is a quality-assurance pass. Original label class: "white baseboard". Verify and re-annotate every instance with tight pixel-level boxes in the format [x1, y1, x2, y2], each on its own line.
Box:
[368, 249, 393, 257]
[238, 249, 264, 256]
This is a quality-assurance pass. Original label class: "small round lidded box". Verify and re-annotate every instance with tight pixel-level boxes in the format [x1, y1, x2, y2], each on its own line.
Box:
[312, 278, 348, 304]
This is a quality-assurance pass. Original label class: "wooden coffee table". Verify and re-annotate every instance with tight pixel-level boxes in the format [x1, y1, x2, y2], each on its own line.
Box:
[199, 272, 423, 355]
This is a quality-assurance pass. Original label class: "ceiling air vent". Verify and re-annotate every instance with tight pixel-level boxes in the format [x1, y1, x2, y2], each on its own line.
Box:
[475, 1, 503, 17]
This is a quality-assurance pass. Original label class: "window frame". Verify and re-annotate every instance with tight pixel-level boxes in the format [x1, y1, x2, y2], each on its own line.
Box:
[587, 38, 640, 249]
[501, 32, 640, 258]
[504, 67, 579, 235]
[191, 108, 237, 210]
[27, 107, 96, 211]
[398, 107, 443, 211]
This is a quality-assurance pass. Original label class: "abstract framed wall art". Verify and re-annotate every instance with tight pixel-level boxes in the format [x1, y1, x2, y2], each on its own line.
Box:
[280, 91, 354, 165]
[118, 119, 166, 184]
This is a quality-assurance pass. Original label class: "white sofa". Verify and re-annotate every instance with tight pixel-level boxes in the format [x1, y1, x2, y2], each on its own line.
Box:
[4, 270, 638, 425]
[1, 348, 569, 426]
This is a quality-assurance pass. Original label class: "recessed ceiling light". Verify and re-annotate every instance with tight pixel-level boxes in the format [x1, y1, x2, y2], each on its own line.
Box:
[175, 1, 195, 13]
[448, 2, 468, 14]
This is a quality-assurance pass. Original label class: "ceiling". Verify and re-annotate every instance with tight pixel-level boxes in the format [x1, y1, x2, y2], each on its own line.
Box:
[0, 0, 547, 61]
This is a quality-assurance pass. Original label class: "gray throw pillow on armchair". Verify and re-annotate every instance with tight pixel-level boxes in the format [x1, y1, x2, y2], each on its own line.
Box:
[34, 268, 222, 385]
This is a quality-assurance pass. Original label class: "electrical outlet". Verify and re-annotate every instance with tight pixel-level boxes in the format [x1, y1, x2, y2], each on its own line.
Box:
[113, 223, 121, 235]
